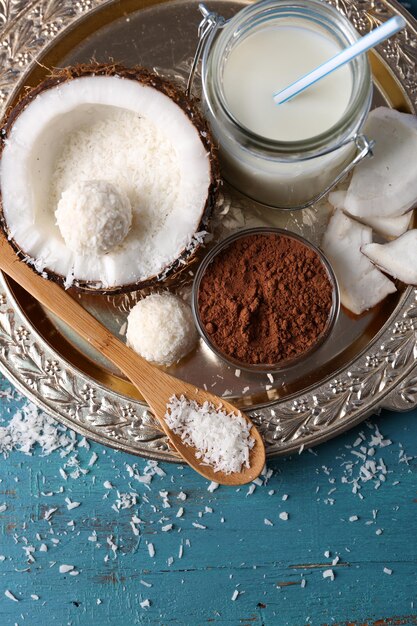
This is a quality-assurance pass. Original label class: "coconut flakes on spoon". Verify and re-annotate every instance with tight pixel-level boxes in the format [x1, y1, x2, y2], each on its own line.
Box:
[343, 107, 417, 220]
[322, 210, 396, 315]
[361, 229, 417, 285]
[328, 190, 412, 239]
[165, 395, 255, 475]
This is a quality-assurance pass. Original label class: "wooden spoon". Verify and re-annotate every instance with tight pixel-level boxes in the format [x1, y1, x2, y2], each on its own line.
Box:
[0, 235, 265, 485]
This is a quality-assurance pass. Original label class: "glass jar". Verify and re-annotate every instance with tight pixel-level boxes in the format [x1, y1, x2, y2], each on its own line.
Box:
[192, 228, 340, 373]
[200, 0, 373, 209]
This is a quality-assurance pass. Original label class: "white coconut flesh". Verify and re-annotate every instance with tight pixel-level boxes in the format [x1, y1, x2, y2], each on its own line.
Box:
[0, 75, 211, 288]
[344, 107, 417, 219]
[328, 189, 413, 239]
[361, 230, 417, 285]
[322, 210, 396, 315]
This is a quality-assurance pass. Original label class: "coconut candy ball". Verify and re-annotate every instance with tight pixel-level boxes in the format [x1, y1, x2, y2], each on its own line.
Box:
[55, 180, 132, 255]
[126, 293, 198, 366]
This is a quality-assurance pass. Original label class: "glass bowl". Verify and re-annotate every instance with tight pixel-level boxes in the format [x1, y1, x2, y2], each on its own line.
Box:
[192, 227, 340, 373]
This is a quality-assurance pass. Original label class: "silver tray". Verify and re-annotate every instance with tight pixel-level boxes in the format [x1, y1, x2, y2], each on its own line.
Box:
[0, 0, 416, 460]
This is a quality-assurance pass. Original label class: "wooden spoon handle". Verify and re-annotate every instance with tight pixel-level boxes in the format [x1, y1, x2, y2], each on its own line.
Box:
[0, 236, 165, 392]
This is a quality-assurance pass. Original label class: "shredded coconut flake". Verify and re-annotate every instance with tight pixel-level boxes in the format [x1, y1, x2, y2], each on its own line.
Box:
[5, 589, 19, 602]
[231, 589, 239, 601]
[140, 599, 151, 609]
[165, 395, 254, 474]
[323, 569, 335, 581]
[147, 543, 155, 558]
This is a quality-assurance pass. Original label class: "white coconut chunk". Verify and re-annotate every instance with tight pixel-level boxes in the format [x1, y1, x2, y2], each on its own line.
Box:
[55, 180, 132, 255]
[328, 190, 347, 211]
[361, 230, 417, 285]
[328, 189, 412, 238]
[344, 107, 417, 218]
[361, 213, 412, 240]
[126, 293, 198, 366]
[322, 210, 396, 315]
[0, 75, 212, 288]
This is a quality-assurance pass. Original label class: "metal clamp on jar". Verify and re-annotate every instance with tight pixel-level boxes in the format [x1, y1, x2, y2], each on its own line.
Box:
[187, 0, 374, 210]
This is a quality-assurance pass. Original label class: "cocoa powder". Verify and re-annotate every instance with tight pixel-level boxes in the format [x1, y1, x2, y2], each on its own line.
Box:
[198, 232, 334, 365]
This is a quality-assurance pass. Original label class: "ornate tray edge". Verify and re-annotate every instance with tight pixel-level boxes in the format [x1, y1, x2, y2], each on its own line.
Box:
[0, 0, 416, 461]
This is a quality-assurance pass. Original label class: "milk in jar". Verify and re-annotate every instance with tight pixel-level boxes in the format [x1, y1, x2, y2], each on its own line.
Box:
[201, 0, 372, 208]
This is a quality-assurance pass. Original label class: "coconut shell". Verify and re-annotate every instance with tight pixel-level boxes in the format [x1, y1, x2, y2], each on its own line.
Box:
[0, 62, 221, 294]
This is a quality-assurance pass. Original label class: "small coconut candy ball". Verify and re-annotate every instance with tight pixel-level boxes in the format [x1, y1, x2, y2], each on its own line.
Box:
[55, 180, 132, 255]
[126, 293, 198, 367]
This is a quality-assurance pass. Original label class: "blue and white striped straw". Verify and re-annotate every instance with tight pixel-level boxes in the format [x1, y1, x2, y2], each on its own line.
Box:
[273, 15, 406, 106]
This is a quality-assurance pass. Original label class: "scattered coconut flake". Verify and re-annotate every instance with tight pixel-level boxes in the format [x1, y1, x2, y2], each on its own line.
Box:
[192, 523, 206, 530]
[44, 508, 58, 521]
[65, 498, 81, 511]
[376, 529, 383, 535]
[176, 507, 184, 518]
[161, 524, 173, 532]
[31, 594, 40, 600]
[140, 580, 152, 588]
[235, 369, 241, 378]
[39, 543, 48, 552]
[140, 599, 151, 609]
[231, 589, 239, 601]
[247, 484, 256, 496]
[0, 402, 75, 457]
[279, 512, 289, 521]
[5, 589, 19, 602]
[165, 395, 254, 474]
[147, 543, 155, 558]
[177, 491, 187, 501]
[59, 564, 75, 574]
[323, 569, 335, 581]
[103, 480, 113, 489]
[267, 373, 274, 384]
[0, 503, 7, 512]
[301, 579, 306, 588]
[264, 518, 274, 526]
[282, 494, 288, 501]
[88, 452, 98, 466]
[349, 515, 359, 522]
[383, 567, 393, 575]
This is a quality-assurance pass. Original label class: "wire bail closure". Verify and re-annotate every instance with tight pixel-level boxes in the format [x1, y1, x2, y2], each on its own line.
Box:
[294, 133, 374, 210]
[186, 3, 225, 98]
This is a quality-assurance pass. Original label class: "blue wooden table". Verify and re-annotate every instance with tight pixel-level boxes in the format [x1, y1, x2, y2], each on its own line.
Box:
[1, 2, 417, 623]
[0, 368, 416, 625]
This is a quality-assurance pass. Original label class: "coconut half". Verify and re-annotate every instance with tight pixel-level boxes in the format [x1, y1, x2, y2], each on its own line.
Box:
[0, 64, 220, 292]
